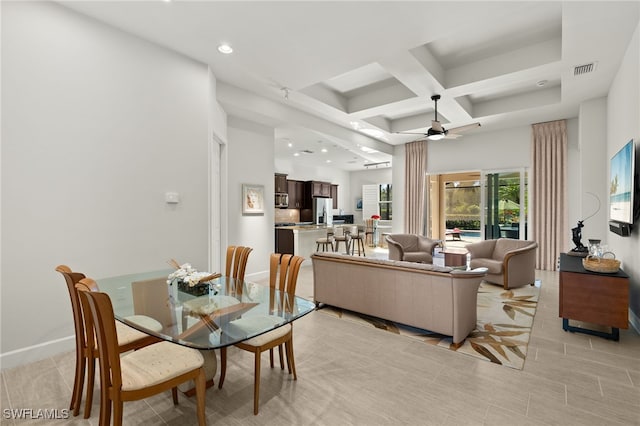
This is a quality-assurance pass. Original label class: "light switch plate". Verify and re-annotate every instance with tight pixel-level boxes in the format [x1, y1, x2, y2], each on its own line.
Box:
[165, 192, 180, 204]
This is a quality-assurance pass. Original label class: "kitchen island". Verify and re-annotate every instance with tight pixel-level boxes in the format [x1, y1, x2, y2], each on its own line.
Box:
[275, 225, 332, 263]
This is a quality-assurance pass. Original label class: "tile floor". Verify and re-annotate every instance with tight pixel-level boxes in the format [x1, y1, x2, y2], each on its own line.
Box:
[2, 246, 639, 425]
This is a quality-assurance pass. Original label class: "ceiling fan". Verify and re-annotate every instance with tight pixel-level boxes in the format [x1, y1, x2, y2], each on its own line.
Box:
[397, 95, 481, 140]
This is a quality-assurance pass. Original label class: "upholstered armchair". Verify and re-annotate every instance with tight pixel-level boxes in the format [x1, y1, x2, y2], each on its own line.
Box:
[385, 234, 439, 263]
[467, 238, 538, 289]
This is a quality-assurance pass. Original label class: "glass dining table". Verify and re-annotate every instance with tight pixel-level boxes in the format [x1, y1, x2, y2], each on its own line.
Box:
[97, 270, 316, 349]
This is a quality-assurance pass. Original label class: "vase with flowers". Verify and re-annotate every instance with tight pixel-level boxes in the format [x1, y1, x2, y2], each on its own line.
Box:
[166, 259, 221, 297]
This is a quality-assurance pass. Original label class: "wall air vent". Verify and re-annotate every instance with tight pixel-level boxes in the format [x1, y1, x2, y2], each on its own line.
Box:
[573, 62, 597, 76]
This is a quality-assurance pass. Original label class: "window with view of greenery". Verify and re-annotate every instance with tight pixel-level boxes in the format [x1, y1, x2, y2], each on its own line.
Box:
[379, 184, 392, 220]
[445, 181, 480, 229]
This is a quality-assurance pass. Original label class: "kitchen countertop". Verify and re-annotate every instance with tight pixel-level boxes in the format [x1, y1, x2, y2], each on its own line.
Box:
[274, 224, 330, 231]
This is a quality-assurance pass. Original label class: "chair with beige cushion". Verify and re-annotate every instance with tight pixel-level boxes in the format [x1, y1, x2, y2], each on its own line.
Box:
[219, 253, 304, 415]
[349, 225, 366, 256]
[364, 219, 376, 246]
[332, 226, 351, 254]
[76, 280, 207, 426]
[385, 234, 439, 263]
[315, 232, 334, 252]
[466, 238, 538, 289]
[56, 265, 162, 419]
[132, 277, 218, 396]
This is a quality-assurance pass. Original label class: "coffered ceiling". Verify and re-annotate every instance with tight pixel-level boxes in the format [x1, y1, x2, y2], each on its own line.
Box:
[59, 1, 640, 171]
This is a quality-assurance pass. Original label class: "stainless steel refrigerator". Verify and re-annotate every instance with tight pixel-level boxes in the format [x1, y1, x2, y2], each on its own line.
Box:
[313, 198, 333, 225]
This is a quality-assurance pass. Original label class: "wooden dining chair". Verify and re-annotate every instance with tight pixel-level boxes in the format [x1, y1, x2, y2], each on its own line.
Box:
[55, 265, 162, 418]
[217, 246, 252, 388]
[219, 253, 304, 415]
[75, 280, 207, 426]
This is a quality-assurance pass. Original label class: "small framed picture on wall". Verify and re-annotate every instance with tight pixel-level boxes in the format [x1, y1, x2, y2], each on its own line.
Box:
[356, 198, 363, 211]
[242, 184, 265, 215]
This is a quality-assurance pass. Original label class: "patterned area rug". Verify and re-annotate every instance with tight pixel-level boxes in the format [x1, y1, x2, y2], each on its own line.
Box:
[318, 281, 540, 370]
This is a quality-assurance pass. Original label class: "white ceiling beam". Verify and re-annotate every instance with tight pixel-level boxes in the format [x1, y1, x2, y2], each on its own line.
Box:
[472, 86, 561, 118]
[445, 38, 562, 89]
[376, 50, 472, 125]
[346, 78, 417, 114]
[299, 83, 348, 113]
[217, 82, 394, 155]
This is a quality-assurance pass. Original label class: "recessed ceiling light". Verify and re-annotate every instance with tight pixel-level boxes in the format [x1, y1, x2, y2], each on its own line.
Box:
[293, 152, 300, 157]
[288, 143, 293, 148]
[321, 148, 328, 153]
[217, 43, 233, 54]
[326, 160, 332, 163]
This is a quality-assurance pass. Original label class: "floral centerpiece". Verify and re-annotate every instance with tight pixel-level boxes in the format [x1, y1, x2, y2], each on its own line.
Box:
[167, 259, 221, 297]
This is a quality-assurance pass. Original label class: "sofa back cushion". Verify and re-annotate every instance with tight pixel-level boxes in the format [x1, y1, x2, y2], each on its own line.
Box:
[388, 234, 418, 252]
[312, 252, 452, 273]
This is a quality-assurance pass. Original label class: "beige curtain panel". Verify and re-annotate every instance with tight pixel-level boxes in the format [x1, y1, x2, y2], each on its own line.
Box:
[531, 120, 568, 271]
[404, 140, 428, 234]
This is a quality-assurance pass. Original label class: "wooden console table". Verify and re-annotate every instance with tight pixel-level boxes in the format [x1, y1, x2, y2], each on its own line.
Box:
[559, 253, 629, 341]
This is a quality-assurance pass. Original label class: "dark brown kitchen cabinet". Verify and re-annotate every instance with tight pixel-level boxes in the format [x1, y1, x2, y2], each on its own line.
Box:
[309, 180, 331, 197]
[275, 173, 288, 193]
[287, 180, 305, 208]
[331, 184, 338, 208]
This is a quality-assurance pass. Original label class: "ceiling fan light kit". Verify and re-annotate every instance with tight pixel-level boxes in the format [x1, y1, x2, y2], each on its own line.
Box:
[396, 94, 480, 141]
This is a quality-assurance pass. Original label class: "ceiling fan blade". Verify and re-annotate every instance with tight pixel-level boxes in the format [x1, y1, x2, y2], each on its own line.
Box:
[395, 131, 428, 135]
[443, 133, 462, 139]
[431, 120, 443, 132]
[447, 122, 481, 134]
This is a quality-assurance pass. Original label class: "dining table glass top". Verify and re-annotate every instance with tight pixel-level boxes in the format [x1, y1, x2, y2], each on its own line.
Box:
[97, 270, 316, 350]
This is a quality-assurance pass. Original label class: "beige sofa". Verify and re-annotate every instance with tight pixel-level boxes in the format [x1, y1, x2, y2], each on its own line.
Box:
[466, 238, 538, 289]
[385, 234, 440, 263]
[311, 252, 487, 344]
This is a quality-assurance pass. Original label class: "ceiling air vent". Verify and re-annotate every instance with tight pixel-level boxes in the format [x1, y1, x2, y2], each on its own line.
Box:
[301, 149, 314, 154]
[574, 62, 597, 76]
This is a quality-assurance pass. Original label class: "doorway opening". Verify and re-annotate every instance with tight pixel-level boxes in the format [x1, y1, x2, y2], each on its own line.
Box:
[427, 168, 528, 245]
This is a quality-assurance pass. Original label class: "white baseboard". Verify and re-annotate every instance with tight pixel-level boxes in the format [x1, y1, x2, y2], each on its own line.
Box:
[1, 336, 74, 371]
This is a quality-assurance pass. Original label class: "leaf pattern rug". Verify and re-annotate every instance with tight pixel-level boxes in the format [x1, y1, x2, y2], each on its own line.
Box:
[318, 280, 540, 370]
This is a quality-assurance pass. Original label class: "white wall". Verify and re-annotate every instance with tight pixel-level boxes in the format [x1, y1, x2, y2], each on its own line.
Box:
[227, 117, 275, 278]
[576, 98, 608, 242]
[1, 2, 216, 368]
[606, 21, 640, 328]
[426, 126, 532, 174]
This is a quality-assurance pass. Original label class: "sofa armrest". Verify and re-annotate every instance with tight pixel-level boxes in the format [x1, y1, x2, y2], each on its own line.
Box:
[504, 242, 538, 288]
[417, 236, 439, 254]
[385, 236, 404, 261]
[503, 242, 538, 262]
[466, 239, 496, 259]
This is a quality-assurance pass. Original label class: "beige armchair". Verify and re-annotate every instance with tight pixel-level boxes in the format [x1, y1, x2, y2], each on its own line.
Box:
[385, 234, 439, 263]
[466, 238, 538, 289]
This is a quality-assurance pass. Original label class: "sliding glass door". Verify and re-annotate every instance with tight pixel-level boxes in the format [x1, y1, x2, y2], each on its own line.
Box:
[482, 169, 528, 240]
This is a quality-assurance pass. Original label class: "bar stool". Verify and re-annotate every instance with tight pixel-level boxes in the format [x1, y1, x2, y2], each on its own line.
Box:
[364, 219, 375, 246]
[333, 226, 350, 254]
[315, 234, 334, 252]
[349, 225, 366, 256]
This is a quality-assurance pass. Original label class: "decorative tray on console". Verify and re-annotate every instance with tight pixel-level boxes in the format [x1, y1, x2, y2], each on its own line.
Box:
[582, 254, 620, 274]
